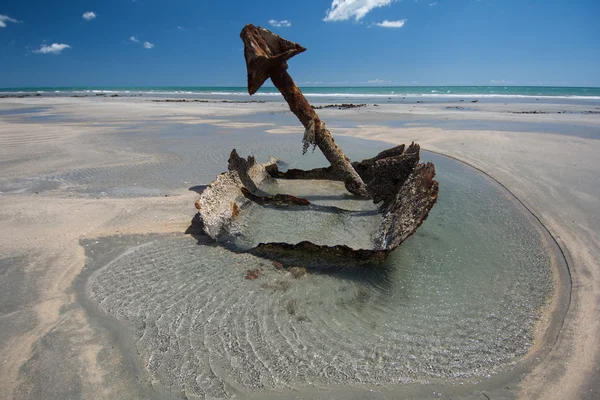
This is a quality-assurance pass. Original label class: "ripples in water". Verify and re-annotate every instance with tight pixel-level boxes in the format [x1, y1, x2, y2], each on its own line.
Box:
[85, 154, 554, 398]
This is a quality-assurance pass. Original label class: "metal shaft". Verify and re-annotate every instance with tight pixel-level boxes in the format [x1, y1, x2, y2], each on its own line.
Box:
[269, 68, 367, 196]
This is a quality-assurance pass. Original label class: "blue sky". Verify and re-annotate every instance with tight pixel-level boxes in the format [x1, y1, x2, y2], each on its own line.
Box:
[1, 0, 599, 87]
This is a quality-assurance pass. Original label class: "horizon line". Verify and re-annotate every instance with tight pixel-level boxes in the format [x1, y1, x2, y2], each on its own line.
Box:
[1, 84, 600, 90]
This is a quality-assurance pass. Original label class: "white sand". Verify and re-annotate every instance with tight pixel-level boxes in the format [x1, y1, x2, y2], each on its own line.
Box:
[329, 108, 600, 399]
[0, 96, 598, 399]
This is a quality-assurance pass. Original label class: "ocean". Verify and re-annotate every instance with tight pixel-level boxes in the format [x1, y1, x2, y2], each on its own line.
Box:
[2, 86, 600, 103]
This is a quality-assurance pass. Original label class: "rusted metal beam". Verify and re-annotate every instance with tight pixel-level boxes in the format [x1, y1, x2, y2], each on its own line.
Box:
[240, 24, 367, 196]
[240, 187, 311, 207]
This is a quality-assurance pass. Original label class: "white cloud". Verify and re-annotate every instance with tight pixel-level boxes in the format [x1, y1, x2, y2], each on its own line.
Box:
[82, 11, 96, 21]
[324, 0, 394, 22]
[429, 2, 437, 6]
[33, 43, 71, 54]
[0, 14, 20, 28]
[129, 37, 154, 49]
[268, 19, 292, 27]
[374, 19, 406, 28]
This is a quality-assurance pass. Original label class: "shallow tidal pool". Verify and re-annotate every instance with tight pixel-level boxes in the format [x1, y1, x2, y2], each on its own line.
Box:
[83, 150, 559, 399]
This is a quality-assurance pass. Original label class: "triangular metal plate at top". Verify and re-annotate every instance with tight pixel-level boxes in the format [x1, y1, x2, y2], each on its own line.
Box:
[240, 24, 306, 95]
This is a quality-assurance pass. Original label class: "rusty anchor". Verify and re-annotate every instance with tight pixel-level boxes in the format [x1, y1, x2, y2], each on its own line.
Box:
[240, 24, 368, 197]
[192, 25, 439, 265]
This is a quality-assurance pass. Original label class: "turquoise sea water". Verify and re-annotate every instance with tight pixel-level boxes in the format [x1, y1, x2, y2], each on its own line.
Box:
[2, 85, 600, 100]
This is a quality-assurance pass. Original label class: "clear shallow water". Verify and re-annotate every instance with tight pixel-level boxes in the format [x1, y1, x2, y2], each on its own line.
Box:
[0, 106, 51, 115]
[1, 102, 598, 195]
[0, 121, 413, 196]
[229, 111, 600, 141]
[227, 179, 380, 250]
[0, 122, 324, 195]
[85, 152, 554, 398]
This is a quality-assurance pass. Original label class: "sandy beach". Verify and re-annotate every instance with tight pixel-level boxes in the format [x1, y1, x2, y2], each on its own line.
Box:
[0, 95, 598, 399]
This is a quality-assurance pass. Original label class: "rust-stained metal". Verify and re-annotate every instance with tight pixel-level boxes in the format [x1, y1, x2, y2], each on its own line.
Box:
[375, 162, 439, 250]
[269, 144, 412, 185]
[269, 165, 339, 181]
[250, 241, 388, 266]
[193, 25, 440, 267]
[351, 144, 406, 182]
[240, 24, 367, 196]
[196, 149, 278, 238]
[240, 187, 311, 207]
[195, 145, 439, 264]
[365, 143, 421, 206]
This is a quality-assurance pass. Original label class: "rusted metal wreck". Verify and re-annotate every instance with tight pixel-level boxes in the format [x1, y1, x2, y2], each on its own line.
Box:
[195, 25, 439, 264]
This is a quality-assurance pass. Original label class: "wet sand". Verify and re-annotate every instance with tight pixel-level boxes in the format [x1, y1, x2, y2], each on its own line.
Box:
[0, 96, 598, 399]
